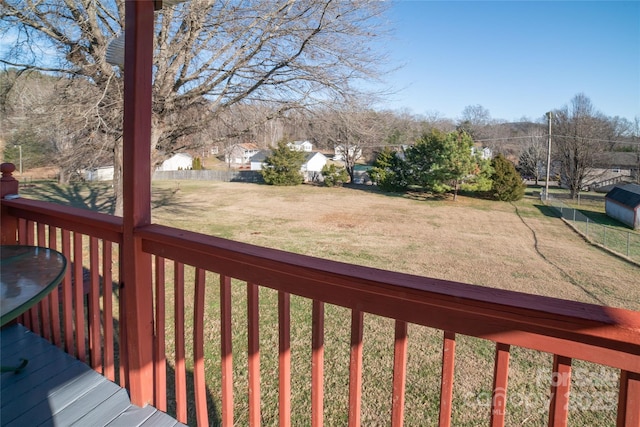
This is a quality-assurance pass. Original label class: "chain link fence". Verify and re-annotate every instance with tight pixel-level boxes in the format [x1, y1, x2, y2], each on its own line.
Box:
[544, 193, 640, 263]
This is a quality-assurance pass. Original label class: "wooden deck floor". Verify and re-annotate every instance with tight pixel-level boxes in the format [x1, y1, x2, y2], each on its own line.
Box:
[1, 324, 185, 427]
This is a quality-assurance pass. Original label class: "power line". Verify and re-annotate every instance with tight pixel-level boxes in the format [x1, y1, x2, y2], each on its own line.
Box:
[475, 135, 640, 145]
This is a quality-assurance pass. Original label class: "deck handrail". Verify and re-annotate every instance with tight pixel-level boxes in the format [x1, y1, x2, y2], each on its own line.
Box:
[137, 223, 640, 372]
[2, 192, 639, 426]
[1, 198, 123, 244]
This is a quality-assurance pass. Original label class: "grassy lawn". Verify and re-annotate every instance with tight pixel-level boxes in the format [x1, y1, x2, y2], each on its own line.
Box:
[18, 180, 638, 425]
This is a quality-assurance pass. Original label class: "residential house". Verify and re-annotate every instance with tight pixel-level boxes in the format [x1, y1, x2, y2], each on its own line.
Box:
[333, 145, 362, 162]
[472, 146, 493, 160]
[585, 152, 640, 190]
[156, 153, 193, 171]
[224, 143, 260, 167]
[287, 140, 313, 152]
[249, 150, 271, 171]
[301, 151, 327, 182]
[249, 150, 327, 182]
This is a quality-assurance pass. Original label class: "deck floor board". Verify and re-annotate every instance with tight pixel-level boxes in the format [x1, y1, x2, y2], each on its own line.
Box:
[0, 324, 185, 427]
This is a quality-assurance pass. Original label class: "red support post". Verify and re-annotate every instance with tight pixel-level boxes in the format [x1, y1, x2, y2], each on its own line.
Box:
[1, 163, 19, 244]
[121, 0, 155, 406]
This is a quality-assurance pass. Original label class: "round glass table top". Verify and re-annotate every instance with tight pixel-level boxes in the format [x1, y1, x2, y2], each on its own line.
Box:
[1, 245, 67, 326]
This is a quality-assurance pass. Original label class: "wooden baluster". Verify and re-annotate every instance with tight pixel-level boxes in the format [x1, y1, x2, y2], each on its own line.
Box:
[194, 268, 208, 427]
[278, 291, 291, 427]
[348, 309, 364, 427]
[490, 343, 510, 427]
[61, 229, 73, 355]
[25, 221, 37, 332]
[248, 282, 260, 427]
[153, 256, 166, 409]
[617, 370, 640, 427]
[174, 261, 187, 423]
[220, 274, 234, 427]
[439, 331, 456, 427]
[37, 223, 49, 340]
[73, 232, 86, 362]
[48, 226, 62, 348]
[548, 355, 571, 427]
[89, 237, 101, 371]
[391, 320, 408, 427]
[103, 241, 115, 382]
[312, 300, 324, 427]
[118, 249, 128, 389]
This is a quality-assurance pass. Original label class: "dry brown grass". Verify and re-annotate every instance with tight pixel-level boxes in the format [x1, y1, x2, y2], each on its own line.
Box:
[152, 181, 640, 311]
[20, 179, 638, 425]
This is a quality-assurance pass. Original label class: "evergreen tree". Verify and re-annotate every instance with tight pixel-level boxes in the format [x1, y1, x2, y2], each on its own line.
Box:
[404, 130, 477, 199]
[368, 147, 408, 191]
[442, 131, 476, 200]
[261, 141, 306, 186]
[491, 154, 526, 201]
[321, 164, 349, 187]
[192, 157, 203, 170]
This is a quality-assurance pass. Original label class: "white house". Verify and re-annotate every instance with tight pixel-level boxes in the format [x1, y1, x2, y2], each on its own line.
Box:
[302, 152, 327, 181]
[156, 153, 193, 171]
[333, 145, 362, 162]
[249, 150, 327, 182]
[472, 146, 493, 160]
[287, 140, 313, 152]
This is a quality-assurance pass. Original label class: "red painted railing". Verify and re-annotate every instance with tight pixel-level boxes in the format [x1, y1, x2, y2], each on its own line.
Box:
[1, 170, 639, 426]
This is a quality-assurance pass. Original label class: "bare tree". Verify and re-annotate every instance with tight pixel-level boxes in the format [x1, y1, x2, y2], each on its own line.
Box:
[517, 127, 546, 185]
[1, 0, 389, 214]
[309, 99, 387, 182]
[552, 93, 614, 198]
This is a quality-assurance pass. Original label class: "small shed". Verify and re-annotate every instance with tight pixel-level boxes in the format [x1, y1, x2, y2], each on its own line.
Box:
[605, 183, 640, 229]
[85, 165, 115, 181]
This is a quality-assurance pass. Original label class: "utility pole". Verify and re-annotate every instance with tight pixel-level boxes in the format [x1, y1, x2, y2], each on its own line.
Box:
[14, 145, 22, 175]
[545, 112, 552, 201]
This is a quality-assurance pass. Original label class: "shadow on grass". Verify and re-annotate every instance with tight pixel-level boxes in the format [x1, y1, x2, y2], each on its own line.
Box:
[534, 204, 563, 219]
[340, 183, 456, 202]
[18, 181, 207, 219]
[535, 202, 631, 230]
[20, 181, 116, 214]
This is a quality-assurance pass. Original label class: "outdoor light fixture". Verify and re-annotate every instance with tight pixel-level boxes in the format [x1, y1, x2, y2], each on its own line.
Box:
[105, 0, 187, 68]
[105, 34, 125, 67]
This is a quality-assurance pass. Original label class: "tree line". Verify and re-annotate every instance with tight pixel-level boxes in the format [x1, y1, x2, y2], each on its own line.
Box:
[1, 0, 637, 204]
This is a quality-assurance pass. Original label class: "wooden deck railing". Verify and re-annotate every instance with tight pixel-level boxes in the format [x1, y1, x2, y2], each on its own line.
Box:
[1, 177, 639, 426]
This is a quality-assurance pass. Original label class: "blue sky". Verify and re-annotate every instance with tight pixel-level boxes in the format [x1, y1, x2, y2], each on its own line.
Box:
[380, 1, 640, 122]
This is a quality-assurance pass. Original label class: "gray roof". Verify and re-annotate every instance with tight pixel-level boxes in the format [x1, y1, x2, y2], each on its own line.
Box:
[593, 152, 640, 168]
[249, 150, 272, 163]
[605, 183, 640, 208]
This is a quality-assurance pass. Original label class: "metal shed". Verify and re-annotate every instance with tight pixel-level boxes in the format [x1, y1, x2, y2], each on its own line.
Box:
[605, 183, 640, 229]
